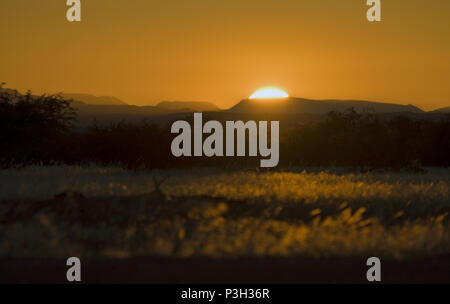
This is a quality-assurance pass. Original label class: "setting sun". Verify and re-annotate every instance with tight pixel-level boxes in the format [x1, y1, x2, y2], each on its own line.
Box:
[249, 88, 289, 99]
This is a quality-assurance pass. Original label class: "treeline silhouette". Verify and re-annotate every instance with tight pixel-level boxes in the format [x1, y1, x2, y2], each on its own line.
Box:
[1, 87, 449, 170]
[282, 110, 450, 170]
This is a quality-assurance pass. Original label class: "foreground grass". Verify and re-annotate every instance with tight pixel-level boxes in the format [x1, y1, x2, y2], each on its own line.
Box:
[0, 166, 449, 260]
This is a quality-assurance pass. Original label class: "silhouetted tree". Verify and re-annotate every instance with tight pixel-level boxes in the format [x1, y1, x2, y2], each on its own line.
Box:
[0, 84, 77, 166]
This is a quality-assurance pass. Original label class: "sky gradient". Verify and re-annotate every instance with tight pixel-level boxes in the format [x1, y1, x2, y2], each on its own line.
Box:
[1, 0, 449, 110]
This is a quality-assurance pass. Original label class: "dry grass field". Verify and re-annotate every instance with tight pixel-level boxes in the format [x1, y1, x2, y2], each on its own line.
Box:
[0, 166, 449, 283]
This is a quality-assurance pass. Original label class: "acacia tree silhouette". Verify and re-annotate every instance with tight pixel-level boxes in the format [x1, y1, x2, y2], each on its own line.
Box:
[0, 83, 77, 166]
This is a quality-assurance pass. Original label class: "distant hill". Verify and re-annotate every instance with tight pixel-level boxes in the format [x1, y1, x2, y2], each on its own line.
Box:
[71, 100, 222, 126]
[227, 97, 424, 114]
[71, 102, 167, 120]
[431, 107, 450, 113]
[72, 100, 220, 120]
[61, 93, 128, 106]
[0, 88, 127, 106]
[156, 101, 220, 112]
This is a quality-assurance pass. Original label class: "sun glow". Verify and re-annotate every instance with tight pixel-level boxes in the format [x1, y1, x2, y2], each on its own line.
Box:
[249, 87, 289, 99]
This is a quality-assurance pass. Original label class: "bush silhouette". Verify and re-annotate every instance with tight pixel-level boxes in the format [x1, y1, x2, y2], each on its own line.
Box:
[0, 84, 76, 167]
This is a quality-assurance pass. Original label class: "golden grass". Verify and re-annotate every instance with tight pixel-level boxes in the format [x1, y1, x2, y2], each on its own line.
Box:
[0, 166, 449, 260]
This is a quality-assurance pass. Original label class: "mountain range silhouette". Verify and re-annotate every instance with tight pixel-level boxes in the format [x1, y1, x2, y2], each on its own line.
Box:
[228, 97, 424, 114]
[1, 87, 448, 121]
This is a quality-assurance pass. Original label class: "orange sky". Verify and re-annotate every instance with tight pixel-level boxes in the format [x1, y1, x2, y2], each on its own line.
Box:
[1, 0, 449, 110]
